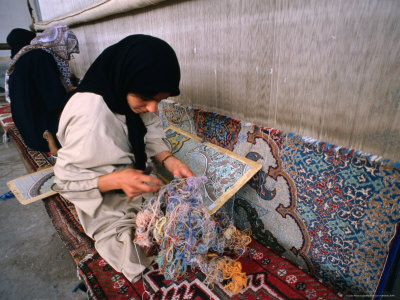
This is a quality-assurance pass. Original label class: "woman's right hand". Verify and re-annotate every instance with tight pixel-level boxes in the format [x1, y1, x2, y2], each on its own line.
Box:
[98, 168, 162, 197]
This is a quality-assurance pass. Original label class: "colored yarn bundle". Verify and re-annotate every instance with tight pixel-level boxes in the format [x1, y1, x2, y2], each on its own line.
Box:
[134, 176, 251, 294]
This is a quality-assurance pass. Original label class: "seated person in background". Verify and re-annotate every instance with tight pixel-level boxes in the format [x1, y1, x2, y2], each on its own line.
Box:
[4, 28, 36, 102]
[6, 24, 79, 155]
[6, 28, 36, 59]
[53, 35, 194, 281]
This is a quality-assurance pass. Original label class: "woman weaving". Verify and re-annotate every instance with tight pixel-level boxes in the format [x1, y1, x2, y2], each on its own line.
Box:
[7, 25, 79, 154]
[53, 35, 194, 281]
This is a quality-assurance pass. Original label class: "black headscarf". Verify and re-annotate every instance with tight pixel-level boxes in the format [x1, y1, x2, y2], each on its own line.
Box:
[75, 34, 181, 169]
[6, 28, 36, 58]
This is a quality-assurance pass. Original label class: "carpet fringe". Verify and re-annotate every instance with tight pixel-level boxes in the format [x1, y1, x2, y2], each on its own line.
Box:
[79, 253, 94, 266]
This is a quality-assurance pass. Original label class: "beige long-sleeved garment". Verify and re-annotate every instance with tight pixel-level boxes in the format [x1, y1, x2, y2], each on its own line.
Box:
[53, 92, 169, 281]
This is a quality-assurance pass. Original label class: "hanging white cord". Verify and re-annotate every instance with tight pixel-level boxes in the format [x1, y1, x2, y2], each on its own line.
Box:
[133, 242, 153, 300]
[184, 106, 194, 134]
[2, 131, 9, 147]
[230, 194, 236, 223]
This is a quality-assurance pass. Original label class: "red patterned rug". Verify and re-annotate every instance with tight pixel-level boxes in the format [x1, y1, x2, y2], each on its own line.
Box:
[5, 124, 341, 299]
[6, 125, 54, 172]
[0, 103, 11, 114]
[0, 104, 14, 130]
[78, 240, 340, 300]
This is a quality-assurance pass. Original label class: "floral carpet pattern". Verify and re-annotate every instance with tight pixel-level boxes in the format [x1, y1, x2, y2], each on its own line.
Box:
[164, 126, 259, 213]
[280, 134, 400, 294]
[158, 100, 400, 297]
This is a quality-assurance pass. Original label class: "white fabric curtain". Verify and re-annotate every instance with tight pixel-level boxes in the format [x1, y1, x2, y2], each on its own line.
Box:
[37, 0, 100, 21]
[34, 0, 167, 30]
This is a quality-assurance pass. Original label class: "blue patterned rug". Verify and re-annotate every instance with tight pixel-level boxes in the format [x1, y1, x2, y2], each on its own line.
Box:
[158, 100, 400, 297]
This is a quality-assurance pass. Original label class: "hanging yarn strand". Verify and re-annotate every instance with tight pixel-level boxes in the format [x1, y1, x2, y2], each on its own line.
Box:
[134, 176, 252, 295]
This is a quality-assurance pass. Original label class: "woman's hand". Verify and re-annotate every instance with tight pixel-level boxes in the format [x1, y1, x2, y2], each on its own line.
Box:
[98, 168, 162, 197]
[156, 151, 194, 178]
[164, 156, 194, 178]
[68, 86, 77, 92]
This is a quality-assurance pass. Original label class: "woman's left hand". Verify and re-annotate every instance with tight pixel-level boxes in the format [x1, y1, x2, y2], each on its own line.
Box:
[157, 152, 194, 178]
[164, 156, 194, 178]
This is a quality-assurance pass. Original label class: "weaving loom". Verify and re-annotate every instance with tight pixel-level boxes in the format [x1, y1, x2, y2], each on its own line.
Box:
[2, 104, 342, 299]
[3, 0, 399, 297]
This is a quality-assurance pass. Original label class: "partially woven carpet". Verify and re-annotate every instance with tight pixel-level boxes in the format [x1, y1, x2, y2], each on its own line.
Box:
[5, 121, 340, 299]
[157, 100, 400, 296]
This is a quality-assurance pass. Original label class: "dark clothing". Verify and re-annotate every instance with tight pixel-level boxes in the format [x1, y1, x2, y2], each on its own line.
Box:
[75, 34, 181, 169]
[8, 49, 67, 152]
[6, 28, 36, 58]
